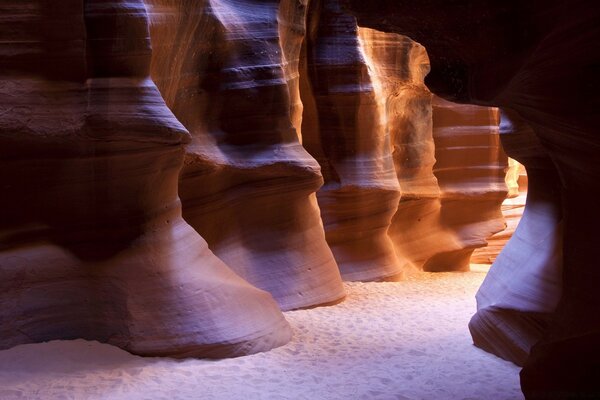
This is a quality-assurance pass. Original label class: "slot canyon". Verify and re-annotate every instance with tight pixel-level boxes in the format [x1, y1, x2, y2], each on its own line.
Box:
[0, 0, 597, 399]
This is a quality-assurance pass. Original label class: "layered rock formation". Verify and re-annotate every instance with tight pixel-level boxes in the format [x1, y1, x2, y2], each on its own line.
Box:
[1, 0, 545, 368]
[300, 0, 403, 281]
[357, 28, 439, 275]
[426, 97, 507, 271]
[470, 109, 562, 366]
[0, 0, 291, 358]
[146, 0, 346, 310]
[343, 0, 600, 397]
[301, 4, 506, 278]
[390, 95, 507, 272]
[472, 158, 527, 264]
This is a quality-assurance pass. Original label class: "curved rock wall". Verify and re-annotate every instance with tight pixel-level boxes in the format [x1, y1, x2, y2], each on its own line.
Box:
[342, 0, 600, 396]
[0, 0, 291, 358]
[1, 0, 519, 363]
[301, 5, 506, 278]
[425, 97, 507, 271]
[146, 0, 346, 310]
[300, 0, 403, 281]
[357, 28, 439, 274]
[472, 158, 527, 265]
[470, 109, 563, 366]
[389, 94, 507, 273]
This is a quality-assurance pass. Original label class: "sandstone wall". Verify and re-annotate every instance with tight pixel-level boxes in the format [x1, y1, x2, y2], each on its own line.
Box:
[1, 0, 516, 363]
[470, 109, 563, 366]
[342, 0, 600, 396]
[472, 159, 527, 264]
[300, 1, 403, 281]
[301, 3, 507, 277]
[145, 0, 346, 310]
[0, 0, 291, 358]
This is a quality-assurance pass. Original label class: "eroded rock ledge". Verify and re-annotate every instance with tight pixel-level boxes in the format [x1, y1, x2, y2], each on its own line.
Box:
[2, 0, 513, 361]
[0, 0, 291, 358]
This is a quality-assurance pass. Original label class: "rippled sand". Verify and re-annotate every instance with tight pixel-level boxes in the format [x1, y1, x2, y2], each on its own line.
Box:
[0, 267, 522, 400]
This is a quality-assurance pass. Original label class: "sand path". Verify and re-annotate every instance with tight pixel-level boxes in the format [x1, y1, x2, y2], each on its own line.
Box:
[0, 267, 522, 400]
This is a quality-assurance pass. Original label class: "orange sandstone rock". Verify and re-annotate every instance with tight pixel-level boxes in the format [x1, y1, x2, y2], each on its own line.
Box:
[0, 0, 291, 358]
[146, 0, 345, 310]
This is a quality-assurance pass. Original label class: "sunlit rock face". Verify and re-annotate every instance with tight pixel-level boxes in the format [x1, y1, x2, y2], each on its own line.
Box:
[357, 29, 437, 275]
[472, 158, 527, 264]
[0, 0, 512, 360]
[342, 0, 600, 396]
[299, 0, 403, 281]
[425, 97, 507, 271]
[301, 4, 506, 278]
[0, 0, 291, 358]
[146, 0, 346, 310]
[391, 94, 507, 273]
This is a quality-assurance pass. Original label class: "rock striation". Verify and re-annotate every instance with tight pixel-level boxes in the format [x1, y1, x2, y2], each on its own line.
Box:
[471, 158, 527, 265]
[357, 28, 438, 275]
[301, 4, 507, 278]
[470, 109, 563, 366]
[390, 94, 507, 273]
[425, 97, 507, 271]
[1, 0, 543, 366]
[0, 0, 291, 358]
[299, 0, 403, 281]
[342, 0, 600, 397]
[145, 0, 346, 310]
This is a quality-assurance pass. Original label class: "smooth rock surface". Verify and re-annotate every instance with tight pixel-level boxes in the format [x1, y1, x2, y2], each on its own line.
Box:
[0, 270, 523, 400]
[342, 0, 600, 397]
[389, 95, 507, 272]
[0, 0, 291, 358]
[146, 0, 346, 311]
[301, 7, 507, 277]
[358, 28, 437, 275]
[426, 97, 507, 271]
[300, 0, 403, 282]
[470, 110, 563, 366]
[471, 159, 527, 264]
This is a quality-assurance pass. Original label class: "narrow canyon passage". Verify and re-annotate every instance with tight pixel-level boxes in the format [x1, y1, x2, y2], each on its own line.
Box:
[3, 0, 596, 398]
[0, 269, 522, 400]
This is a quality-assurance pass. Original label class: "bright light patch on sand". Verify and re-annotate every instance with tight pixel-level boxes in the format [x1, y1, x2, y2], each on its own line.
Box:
[0, 268, 522, 400]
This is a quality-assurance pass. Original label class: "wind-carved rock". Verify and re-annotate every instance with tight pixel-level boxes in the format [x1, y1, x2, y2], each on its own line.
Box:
[425, 97, 507, 271]
[469, 109, 563, 366]
[358, 30, 439, 274]
[342, 1, 600, 397]
[389, 94, 507, 272]
[300, 0, 403, 281]
[472, 158, 527, 265]
[146, 0, 346, 310]
[302, 10, 507, 276]
[0, 0, 291, 358]
[360, 31, 507, 273]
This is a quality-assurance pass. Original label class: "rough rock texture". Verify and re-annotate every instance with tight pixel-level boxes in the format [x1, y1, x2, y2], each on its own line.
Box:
[145, 0, 346, 310]
[300, 0, 403, 281]
[342, 0, 600, 397]
[0, 0, 291, 358]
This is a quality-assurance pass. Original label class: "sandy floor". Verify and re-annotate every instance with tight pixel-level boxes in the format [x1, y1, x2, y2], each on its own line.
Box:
[0, 267, 523, 400]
